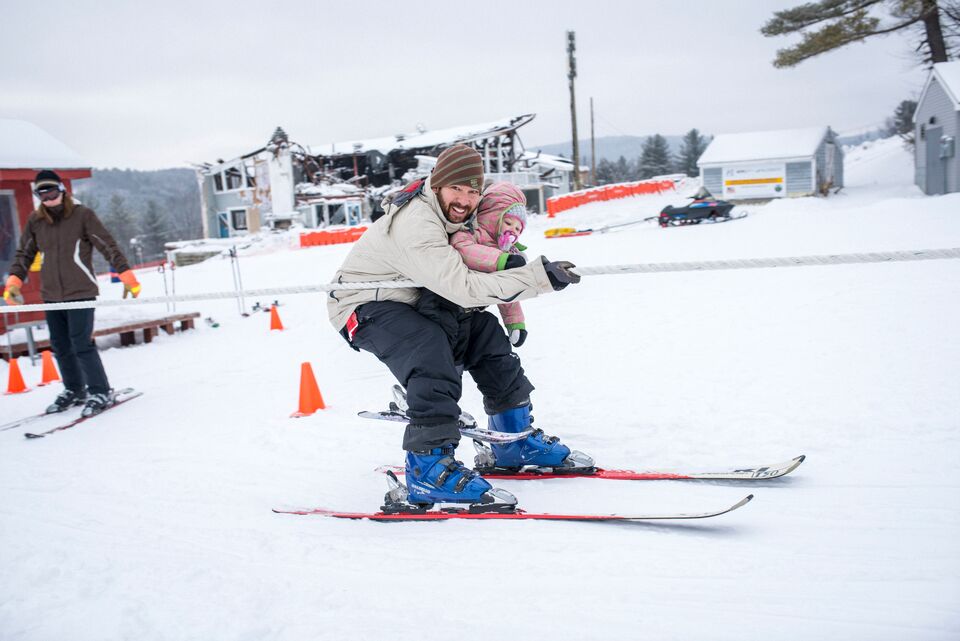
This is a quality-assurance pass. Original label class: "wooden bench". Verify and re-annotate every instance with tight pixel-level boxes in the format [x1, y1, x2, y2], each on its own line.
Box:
[1, 312, 201, 360]
[105, 313, 200, 347]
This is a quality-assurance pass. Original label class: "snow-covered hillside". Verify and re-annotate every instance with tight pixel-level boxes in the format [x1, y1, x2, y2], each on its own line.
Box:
[2, 137, 959, 640]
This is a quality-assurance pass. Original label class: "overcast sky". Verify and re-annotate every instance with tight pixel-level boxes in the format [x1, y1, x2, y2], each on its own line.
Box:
[1, 0, 928, 170]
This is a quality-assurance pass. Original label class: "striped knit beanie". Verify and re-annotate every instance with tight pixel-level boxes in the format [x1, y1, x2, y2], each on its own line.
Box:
[477, 182, 527, 232]
[431, 144, 484, 191]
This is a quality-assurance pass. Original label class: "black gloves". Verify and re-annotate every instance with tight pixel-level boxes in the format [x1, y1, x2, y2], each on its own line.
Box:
[541, 257, 581, 291]
[504, 253, 526, 269]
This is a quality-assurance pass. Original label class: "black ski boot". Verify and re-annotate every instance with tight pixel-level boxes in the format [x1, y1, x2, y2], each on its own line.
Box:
[46, 389, 88, 414]
[81, 391, 115, 418]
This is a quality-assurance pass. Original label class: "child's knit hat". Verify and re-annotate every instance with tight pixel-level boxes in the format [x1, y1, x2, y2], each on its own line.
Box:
[477, 182, 527, 231]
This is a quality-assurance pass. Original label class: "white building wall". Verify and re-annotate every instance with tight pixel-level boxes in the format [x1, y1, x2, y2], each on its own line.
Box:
[914, 77, 959, 194]
[267, 149, 296, 214]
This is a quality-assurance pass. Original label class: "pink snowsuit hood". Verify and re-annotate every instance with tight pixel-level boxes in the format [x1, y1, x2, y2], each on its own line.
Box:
[449, 182, 529, 328]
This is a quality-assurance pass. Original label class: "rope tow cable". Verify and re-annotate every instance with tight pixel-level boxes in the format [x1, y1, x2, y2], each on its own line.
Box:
[3, 247, 958, 314]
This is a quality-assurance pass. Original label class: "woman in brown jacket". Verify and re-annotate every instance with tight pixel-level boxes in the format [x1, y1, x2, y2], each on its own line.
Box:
[4, 170, 141, 416]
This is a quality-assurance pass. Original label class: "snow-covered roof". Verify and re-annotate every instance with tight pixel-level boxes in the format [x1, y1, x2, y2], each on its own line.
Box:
[698, 126, 830, 165]
[0, 119, 88, 170]
[918, 60, 960, 111]
[308, 114, 535, 157]
[519, 150, 586, 172]
[295, 182, 364, 198]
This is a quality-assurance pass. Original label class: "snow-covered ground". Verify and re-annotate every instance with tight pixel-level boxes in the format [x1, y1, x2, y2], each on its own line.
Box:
[2, 137, 959, 640]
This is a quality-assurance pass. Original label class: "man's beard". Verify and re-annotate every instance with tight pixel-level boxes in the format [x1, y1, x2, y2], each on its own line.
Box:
[438, 192, 474, 223]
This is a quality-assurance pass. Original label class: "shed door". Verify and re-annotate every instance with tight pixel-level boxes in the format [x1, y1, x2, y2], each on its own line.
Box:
[824, 142, 836, 189]
[345, 202, 362, 226]
[0, 192, 18, 278]
[925, 126, 945, 195]
[217, 212, 230, 238]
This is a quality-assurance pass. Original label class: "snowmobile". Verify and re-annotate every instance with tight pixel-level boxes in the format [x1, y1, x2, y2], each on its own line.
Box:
[658, 187, 743, 227]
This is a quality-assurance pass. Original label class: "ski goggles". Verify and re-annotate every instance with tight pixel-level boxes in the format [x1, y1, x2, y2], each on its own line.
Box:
[34, 184, 64, 201]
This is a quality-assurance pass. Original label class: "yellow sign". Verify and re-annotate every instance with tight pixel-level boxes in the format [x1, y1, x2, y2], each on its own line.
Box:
[722, 164, 787, 198]
[725, 177, 784, 186]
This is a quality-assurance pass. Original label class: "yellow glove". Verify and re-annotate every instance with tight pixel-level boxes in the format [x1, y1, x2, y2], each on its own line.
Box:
[118, 270, 142, 298]
[3, 275, 23, 305]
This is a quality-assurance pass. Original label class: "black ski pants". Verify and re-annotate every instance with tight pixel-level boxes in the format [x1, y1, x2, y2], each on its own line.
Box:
[347, 299, 534, 451]
[45, 306, 110, 395]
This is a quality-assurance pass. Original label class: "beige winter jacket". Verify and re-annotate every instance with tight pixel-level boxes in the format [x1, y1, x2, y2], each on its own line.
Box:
[327, 176, 554, 331]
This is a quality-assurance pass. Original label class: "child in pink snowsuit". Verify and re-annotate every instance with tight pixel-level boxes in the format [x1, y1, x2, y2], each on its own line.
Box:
[450, 182, 530, 347]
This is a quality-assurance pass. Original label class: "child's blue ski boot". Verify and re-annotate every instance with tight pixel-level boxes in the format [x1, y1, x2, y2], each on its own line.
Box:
[475, 404, 594, 474]
[382, 446, 516, 514]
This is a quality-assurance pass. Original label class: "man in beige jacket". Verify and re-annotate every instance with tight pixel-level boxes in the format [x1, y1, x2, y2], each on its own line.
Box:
[328, 145, 590, 510]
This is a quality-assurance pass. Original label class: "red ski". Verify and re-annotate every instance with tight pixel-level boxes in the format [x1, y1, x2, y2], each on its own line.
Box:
[375, 455, 805, 482]
[273, 494, 753, 522]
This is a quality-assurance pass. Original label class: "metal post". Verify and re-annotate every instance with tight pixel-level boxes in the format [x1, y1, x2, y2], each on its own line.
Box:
[567, 31, 582, 191]
[25, 326, 38, 365]
[170, 260, 176, 314]
[229, 247, 246, 315]
[159, 264, 171, 314]
[590, 97, 597, 186]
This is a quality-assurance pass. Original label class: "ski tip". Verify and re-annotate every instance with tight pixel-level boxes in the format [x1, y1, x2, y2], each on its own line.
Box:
[783, 455, 806, 473]
[729, 494, 754, 512]
[23, 433, 43, 439]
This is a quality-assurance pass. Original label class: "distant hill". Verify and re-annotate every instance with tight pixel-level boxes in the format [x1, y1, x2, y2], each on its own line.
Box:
[74, 168, 202, 242]
[836, 127, 891, 147]
[529, 135, 689, 165]
[72, 168, 202, 269]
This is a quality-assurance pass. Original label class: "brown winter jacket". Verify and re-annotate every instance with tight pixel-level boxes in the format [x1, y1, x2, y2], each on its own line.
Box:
[9, 199, 131, 302]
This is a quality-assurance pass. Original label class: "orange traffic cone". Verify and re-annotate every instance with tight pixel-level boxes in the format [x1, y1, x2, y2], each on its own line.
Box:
[270, 306, 284, 331]
[5, 357, 30, 394]
[38, 350, 61, 386]
[291, 362, 325, 417]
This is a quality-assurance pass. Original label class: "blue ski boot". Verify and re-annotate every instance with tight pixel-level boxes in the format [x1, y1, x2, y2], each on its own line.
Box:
[385, 446, 516, 513]
[477, 405, 595, 474]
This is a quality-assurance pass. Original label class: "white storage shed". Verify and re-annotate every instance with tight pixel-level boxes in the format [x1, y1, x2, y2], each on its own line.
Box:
[697, 126, 843, 200]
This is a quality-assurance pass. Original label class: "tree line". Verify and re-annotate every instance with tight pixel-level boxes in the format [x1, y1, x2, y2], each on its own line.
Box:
[593, 129, 709, 185]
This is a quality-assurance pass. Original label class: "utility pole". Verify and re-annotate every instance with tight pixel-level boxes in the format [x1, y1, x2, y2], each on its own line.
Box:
[567, 31, 582, 191]
[590, 97, 596, 186]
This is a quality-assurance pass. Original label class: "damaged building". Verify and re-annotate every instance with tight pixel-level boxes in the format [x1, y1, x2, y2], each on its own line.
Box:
[195, 114, 585, 238]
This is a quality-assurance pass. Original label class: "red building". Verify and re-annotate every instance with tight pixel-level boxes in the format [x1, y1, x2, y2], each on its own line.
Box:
[1, 119, 91, 334]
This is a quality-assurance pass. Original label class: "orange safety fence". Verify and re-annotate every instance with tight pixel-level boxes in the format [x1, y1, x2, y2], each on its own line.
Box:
[299, 226, 368, 247]
[545, 179, 676, 217]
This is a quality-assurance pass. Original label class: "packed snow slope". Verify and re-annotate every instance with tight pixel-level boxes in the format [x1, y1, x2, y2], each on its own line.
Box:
[2, 137, 959, 640]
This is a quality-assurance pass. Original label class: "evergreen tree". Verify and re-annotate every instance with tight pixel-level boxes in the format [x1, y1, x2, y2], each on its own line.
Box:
[140, 200, 169, 260]
[102, 194, 140, 257]
[595, 156, 638, 184]
[595, 158, 616, 185]
[614, 155, 635, 182]
[77, 192, 101, 212]
[762, 0, 957, 68]
[638, 134, 673, 179]
[883, 98, 919, 148]
[676, 129, 709, 177]
[890, 99, 918, 136]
